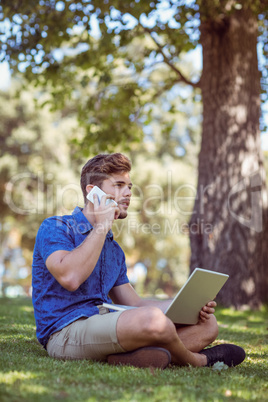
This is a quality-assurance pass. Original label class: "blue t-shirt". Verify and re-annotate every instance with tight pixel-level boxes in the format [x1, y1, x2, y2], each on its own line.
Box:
[32, 207, 129, 347]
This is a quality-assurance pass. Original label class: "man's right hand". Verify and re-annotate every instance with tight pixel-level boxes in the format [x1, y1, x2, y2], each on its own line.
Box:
[93, 193, 120, 234]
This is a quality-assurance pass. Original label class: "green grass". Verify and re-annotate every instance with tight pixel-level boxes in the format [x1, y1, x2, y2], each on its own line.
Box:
[0, 298, 267, 402]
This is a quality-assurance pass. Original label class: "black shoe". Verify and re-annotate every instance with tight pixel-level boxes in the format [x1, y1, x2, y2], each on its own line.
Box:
[199, 344, 246, 367]
[107, 346, 171, 369]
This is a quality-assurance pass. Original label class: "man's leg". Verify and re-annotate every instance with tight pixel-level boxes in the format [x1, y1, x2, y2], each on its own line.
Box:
[113, 307, 245, 369]
[46, 312, 126, 361]
[176, 314, 219, 353]
[116, 306, 207, 367]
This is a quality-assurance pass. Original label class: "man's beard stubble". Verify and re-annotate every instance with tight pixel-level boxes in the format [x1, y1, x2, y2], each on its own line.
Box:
[118, 211, 128, 220]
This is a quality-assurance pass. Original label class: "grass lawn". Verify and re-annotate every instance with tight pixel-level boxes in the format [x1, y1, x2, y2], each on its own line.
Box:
[0, 297, 267, 402]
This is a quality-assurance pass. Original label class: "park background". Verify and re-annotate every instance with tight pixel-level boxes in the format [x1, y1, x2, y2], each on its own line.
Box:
[0, 2, 268, 401]
[0, 0, 268, 308]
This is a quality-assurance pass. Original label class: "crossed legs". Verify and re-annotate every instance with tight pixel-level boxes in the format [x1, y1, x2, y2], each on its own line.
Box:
[116, 306, 218, 367]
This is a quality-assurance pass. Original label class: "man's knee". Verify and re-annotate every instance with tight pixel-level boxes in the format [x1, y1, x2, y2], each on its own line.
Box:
[139, 306, 176, 344]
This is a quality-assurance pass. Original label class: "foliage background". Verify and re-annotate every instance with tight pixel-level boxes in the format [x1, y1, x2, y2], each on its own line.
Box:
[0, 78, 202, 296]
[0, 0, 268, 300]
[1, 78, 267, 298]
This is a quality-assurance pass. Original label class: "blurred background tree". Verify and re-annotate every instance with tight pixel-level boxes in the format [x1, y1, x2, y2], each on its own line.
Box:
[0, 0, 267, 306]
[0, 84, 84, 294]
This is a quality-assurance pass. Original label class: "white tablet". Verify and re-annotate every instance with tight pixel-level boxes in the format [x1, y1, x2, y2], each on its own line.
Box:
[165, 268, 229, 324]
[102, 268, 229, 325]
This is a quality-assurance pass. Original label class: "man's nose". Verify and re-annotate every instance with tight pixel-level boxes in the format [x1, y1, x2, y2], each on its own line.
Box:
[124, 186, 132, 197]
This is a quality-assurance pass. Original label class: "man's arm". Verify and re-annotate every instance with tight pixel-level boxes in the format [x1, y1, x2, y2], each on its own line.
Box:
[109, 283, 216, 320]
[46, 194, 119, 292]
[109, 283, 172, 312]
[46, 229, 106, 291]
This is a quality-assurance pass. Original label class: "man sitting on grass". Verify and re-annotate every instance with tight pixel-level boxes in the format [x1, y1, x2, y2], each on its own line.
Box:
[32, 153, 245, 369]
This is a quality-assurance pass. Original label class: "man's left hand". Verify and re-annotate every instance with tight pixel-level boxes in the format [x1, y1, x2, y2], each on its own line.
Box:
[199, 301, 217, 322]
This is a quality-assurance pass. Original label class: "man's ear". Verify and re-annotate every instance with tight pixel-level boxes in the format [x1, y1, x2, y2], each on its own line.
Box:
[86, 184, 94, 196]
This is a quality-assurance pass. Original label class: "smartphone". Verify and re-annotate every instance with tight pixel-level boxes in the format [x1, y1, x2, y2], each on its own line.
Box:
[86, 186, 118, 206]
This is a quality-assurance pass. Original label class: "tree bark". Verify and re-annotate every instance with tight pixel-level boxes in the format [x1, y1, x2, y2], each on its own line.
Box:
[189, 8, 268, 308]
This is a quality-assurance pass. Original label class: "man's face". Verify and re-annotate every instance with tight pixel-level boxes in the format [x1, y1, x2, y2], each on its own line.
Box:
[100, 172, 132, 219]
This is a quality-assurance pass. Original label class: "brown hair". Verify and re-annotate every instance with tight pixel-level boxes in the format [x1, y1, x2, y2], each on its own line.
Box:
[80, 153, 132, 202]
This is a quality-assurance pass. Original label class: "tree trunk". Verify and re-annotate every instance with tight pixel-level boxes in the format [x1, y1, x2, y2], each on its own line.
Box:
[189, 8, 268, 308]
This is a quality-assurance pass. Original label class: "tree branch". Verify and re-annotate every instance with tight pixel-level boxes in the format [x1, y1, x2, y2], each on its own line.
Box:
[141, 25, 201, 89]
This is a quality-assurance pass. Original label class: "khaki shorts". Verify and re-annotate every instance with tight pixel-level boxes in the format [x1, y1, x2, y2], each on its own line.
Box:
[46, 310, 126, 361]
